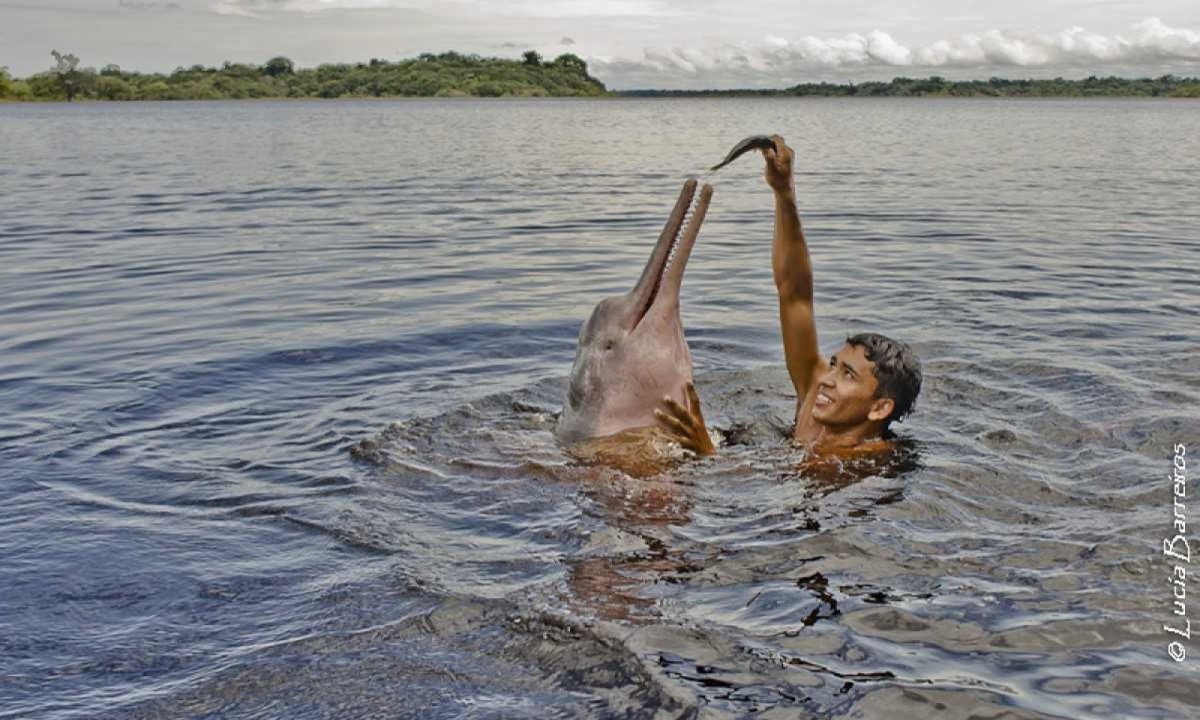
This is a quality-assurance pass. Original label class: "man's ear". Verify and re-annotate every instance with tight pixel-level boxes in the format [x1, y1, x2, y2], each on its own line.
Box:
[868, 397, 895, 423]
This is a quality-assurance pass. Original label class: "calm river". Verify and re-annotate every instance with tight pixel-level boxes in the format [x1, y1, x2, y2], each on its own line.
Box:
[1, 97, 1198, 719]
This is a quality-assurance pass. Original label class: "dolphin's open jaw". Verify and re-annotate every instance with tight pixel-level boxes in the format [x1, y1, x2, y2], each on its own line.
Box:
[628, 179, 711, 331]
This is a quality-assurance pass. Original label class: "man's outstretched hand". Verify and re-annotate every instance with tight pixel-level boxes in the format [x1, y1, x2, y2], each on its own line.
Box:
[763, 134, 795, 196]
[655, 381, 716, 456]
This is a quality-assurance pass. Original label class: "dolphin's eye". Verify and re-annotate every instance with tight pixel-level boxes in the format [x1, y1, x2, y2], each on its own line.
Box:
[603, 340, 616, 351]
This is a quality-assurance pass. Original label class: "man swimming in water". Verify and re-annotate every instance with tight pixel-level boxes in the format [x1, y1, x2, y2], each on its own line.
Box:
[655, 135, 922, 458]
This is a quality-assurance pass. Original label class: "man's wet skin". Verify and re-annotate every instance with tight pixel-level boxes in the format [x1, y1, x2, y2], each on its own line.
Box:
[656, 135, 921, 462]
[794, 344, 897, 453]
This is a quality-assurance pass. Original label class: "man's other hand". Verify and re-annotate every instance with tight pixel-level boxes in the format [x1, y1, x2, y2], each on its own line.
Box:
[655, 381, 716, 456]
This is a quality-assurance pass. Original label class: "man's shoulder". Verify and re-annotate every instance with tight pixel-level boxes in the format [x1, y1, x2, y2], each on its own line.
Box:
[791, 382, 821, 442]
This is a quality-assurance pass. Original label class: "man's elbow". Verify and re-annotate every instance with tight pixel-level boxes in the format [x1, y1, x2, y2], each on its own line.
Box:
[775, 279, 814, 305]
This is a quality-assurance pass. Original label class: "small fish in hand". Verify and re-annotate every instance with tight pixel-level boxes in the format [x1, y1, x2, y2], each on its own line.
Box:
[709, 135, 778, 172]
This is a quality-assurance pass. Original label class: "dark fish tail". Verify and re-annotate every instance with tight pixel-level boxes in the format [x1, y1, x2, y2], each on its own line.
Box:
[709, 135, 777, 172]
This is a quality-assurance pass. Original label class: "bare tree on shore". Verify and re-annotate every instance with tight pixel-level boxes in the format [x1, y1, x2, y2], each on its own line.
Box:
[51, 50, 83, 101]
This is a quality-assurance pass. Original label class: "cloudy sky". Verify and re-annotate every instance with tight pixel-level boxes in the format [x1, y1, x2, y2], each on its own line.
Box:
[2, 0, 1199, 89]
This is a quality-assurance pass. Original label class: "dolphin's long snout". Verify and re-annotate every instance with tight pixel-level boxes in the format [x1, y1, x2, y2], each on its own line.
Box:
[661, 182, 712, 298]
[628, 179, 711, 328]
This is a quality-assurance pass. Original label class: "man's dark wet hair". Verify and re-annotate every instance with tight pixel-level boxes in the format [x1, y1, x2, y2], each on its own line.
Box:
[845, 332, 922, 426]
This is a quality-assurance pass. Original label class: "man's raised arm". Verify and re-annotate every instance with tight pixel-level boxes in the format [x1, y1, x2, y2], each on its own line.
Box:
[765, 136, 822, 402]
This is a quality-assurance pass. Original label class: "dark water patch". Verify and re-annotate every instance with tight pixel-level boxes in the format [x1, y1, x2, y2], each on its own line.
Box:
[117, 598, 687, 720]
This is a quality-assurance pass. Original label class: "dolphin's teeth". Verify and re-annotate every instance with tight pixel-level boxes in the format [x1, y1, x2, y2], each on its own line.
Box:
[666, 190, 701, 269]
[665, 183, 704, 271]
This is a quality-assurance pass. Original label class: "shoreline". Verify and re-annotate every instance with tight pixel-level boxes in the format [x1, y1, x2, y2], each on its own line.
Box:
[4, 94, 1200, 104]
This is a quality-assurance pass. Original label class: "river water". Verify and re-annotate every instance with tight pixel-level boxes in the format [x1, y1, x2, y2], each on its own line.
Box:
[1, 97, 1198, 719]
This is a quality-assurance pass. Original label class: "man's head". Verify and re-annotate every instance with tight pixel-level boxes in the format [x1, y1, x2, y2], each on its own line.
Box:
[811, 333, 922, 433]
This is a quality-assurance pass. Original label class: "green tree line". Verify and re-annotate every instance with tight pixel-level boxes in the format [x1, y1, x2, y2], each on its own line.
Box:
[6, 53, 1200, 101]
[0, 50, 608, 101]
[620, 74, 1200, 98]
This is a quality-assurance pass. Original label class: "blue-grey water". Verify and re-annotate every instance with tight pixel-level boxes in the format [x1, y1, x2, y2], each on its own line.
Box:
[1, 97, 1198, 719]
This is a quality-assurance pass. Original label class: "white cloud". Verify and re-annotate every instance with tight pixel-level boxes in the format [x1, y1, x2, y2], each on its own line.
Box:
[119, 0, 182, 9]
[866, 29, 913, 65]
[210, 1, 260, 16]
[589, 17, 1200, 88]
[208, 0, 673, 17]
[1127, 16, 1200, 58]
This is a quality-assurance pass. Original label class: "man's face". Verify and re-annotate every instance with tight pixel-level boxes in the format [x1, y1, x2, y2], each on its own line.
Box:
[812, 343, 893, 428]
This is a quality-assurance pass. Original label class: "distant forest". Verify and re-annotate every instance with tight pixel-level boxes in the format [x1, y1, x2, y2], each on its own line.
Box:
[624, 75, 1200, 98]
[0, 51, 608, 101]
[3, 50, 1199, 101]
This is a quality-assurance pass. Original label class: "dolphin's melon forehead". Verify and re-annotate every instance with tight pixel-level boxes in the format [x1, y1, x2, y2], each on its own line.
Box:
[582, 296, 622, 333]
